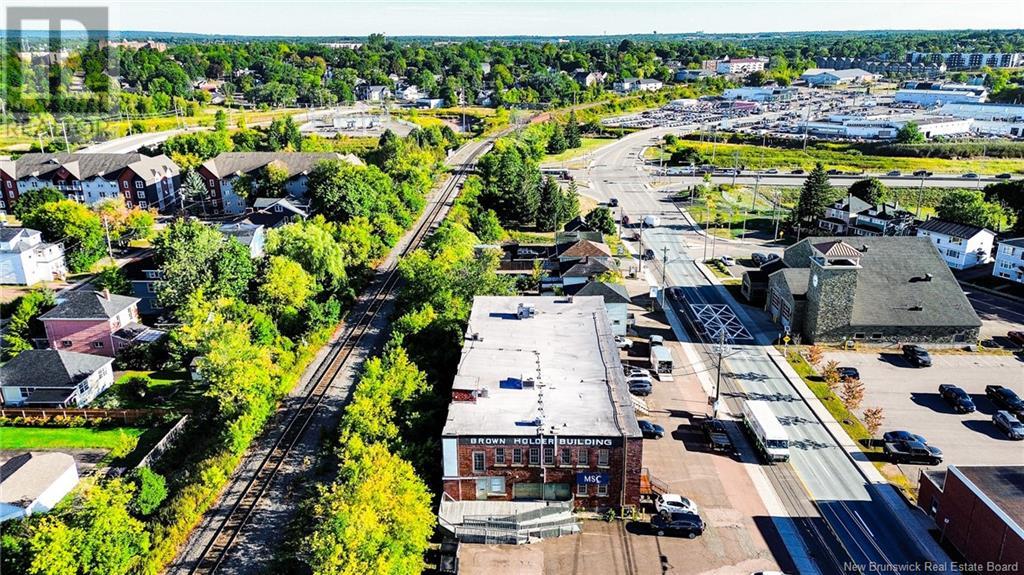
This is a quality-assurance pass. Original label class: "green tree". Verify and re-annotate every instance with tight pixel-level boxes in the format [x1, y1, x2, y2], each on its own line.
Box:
[585, 206, 616, 234]
[131, 467, 168, 517]
[565, 110, 582, 149]
[536, 176, 566, 232]
[154, 219, 255, 313]
[984, 180, 1024, 234]
[935, 189, 1007, 229]
[546, 122, 567, 154]
[896, 121, 925, 144]
[2, 289, 54, 360]
[258, 255, 318, 315]
[94, 265, 131, 296]
[214, 109, 228, 132]
[848, 178, 889, 205]
[266, 218, 348, 292]
[11, 187, 62, 220]
[307, 160, 397, 224]
[21, 200, 105, 272]
[792, 163, 837, 230]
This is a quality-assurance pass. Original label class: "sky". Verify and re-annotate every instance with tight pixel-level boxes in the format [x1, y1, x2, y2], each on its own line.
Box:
[5, 0, 1024, 37]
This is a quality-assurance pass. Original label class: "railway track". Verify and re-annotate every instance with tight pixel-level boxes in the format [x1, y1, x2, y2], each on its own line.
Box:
[184, 142, 489, 575]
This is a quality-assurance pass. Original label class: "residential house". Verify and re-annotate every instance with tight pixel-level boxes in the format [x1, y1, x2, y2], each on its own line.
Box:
[122, 253, 164, 317]
[0, 227, 66, 285]
[715, 57, 769, 76]
[6, 153, 180, 213]
[39, 290, 157, 357]
[674, 69, 713, 82]
[0, 349, 114, 407]
[992, 238, 1024, 284]
[572, 280, 632, 336]
[476, 90, 496, 107]
[818, 196, 873, 235]
[614, 78, 663, 93]
[197, 152, 360, 215]
[218, 221, 266, 258]
[764, 238, 981, 344]
[0, 452, 79, 522]
[572, 69, 606, 87]
[394, 84, 423, 102]
[243, 197, 308, 228]
[415, 98, 445, 109]
[556, 238, 612, 263]
[915, 219, 995, 270]
[848, 203, 915, 237]
[357, 84, 391, 101]
[560, 257, 616, 289]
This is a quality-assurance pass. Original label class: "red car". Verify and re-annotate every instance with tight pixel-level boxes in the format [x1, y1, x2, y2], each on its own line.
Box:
[1008, 331, 1024, 347]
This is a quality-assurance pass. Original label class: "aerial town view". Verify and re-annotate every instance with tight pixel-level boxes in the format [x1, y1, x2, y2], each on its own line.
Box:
[1, 1, 1024, 574]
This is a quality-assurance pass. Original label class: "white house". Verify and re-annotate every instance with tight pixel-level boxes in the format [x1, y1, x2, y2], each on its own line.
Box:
[394, 84, 422, 102]
[0, 453, 79, 522]
[614, 78, 663, 93]
[992, 238, 1024, 284]
[574, 281, 632, 336]
[916, 219, 996, 270]
[0, 227, 66, 285]
[0, 349, 114, 407]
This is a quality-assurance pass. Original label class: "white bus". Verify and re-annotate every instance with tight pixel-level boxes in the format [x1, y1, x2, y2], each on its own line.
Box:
[740, 400, 790, 463]
[650, 345, 674, 382]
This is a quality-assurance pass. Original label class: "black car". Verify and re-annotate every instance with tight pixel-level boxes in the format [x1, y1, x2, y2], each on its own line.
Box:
[609, 197, 619, 207]
[986, 385, 1024, 418]
[995, 173, 1012, 180]
[902, 344, 932, 367]
[751, 252, 769, 266]
[883, 430, 928, 445]
[791, 169, 805, 175]
[938, 384, 976, 413]
[642, 248, 656, 261]
[837, 367, 860, 381]
[650, 511, 704, 538]
[702, 418, 734, 453]
[913, 170, 933, 177]
[638, 420, 665, 439]
[883, 440, 943, 465]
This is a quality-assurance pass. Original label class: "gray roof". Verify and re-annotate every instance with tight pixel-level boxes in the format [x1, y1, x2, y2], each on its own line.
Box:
[948, 466, 1024, 537]
[218, 221, 263, 246]
[39, 290, 139, 320]
[563, 258, 615, 278]
[201, 152, 361, 179]
[0, 452, 77, 509]
[812, 240, 863, 259]
[0, 349, 113, 389]
[12, 153, 178, 184]
[1000, 238, 1024, 249]
[918, 218, 993, 240]
[778, 268, 810, 297]
[786, 237, 981, 329]
[574, 281, 632, 305]
[837, 195, 872, 214]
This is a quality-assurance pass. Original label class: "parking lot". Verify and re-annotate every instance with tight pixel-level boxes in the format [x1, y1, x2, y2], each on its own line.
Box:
[825, 350, 1024, 483]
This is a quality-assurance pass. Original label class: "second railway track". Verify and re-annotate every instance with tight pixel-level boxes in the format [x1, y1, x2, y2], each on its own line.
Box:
[184, 142, 489, 575]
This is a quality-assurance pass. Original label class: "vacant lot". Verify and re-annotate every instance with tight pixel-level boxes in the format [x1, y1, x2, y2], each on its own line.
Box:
[825, 350, 1024, 483]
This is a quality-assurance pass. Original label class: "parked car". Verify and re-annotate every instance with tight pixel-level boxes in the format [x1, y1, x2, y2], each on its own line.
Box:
[655, 493, 699, 515]
[625, 366, 650, 378]
[963, 173, 979, 179]
[1007, 331, 1024, 347]
[643, 248, 656, 261]
[638, 420, 665, 439]
[837, 367, 860, 381]
[902, 344, 932, 367]
[883, 430, 928, 445]
[702, 418, 734, 453]
[827, 169, 840, 175]
[751, 252, 769, 266]
[720, 255, 736, 266]
[938, 384, 976, 414]
[886, 170, 901, 177]
[993, 411, 1024, 440]
[790, 169, 805, 175]
[628, 381, 653, 396]
[615, 336, 633, 349]
[609, 197, 619, 207]
[883, 440, 943, 465]
[649, 335, 664, 347]
[986, 385, 1024, 418]
[666, 287, 686, 303]
[650, 511, 704, 538]
[995, 173, 1012, 180]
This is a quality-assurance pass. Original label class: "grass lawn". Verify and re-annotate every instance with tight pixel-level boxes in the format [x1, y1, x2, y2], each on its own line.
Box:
[101, 370, 195, 410]
[667, 140, 1024, 175]
[0, 427, 147, 450]
[542, 137, 617, 165]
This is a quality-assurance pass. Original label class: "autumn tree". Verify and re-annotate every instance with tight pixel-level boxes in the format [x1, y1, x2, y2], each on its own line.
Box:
[822, 359, 841, 393]
[862, 407, 885, 437]
[22, 199, 106, 272]
[840, 377, 866, 412]
[806, 344, 825, 368]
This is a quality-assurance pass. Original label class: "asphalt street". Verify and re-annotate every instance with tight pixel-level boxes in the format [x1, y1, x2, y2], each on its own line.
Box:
[575, 129, 952, 574]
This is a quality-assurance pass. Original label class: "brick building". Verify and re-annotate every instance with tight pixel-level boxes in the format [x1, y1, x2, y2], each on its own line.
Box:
[918, 466, 1023, 573]
[440, 296, 642, 519]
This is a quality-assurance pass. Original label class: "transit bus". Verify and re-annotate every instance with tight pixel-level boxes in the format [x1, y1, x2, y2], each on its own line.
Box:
[740, 400, 790, 463]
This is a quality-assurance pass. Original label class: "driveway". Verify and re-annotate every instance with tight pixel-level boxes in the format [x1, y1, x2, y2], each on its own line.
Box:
[825, 350, 1024, 483]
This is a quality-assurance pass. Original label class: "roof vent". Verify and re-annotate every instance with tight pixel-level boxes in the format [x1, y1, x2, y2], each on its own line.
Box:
[517, 303, 536, 319]
[909, 304, 923, 311]
[477, 388, 489, 398]
[859, 244, 869, 252]
[924, 273, 933, 281]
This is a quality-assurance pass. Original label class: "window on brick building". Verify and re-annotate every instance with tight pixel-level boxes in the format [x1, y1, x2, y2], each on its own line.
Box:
[529, 447, 540, 465]
[597, 484, 609, 497]
[472, 451, 485, 474]
[598, 449, 609, 467]
[512, 448, 523, 465]
[576, 483, 588, 497]
[577, 448, 588, 467]
[495, 448, 505, 465]
[560, 448, 572, 466]
[61, 340, 72, 347]
[544, 447, 554, 465]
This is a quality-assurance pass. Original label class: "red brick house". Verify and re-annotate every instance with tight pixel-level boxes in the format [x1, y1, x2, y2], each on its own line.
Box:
[39, 290, 155, 357]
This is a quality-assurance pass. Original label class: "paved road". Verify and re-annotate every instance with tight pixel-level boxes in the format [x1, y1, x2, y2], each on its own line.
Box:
[576, 128, 952, 574]
[656, 172, 1009, 189]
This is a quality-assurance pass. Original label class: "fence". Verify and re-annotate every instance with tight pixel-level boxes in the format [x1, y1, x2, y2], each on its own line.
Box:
[0, 407, 175, 424]
[134, 415, 189, 470]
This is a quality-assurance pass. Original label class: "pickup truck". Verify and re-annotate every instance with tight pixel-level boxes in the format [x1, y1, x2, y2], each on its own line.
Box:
[986, 385, 1024, 418]
[702, 418, 734, 454]
[883, 440, 943, 465]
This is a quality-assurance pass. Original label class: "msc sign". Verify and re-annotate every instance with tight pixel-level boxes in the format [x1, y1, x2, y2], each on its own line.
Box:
[576, 472, 610, 485]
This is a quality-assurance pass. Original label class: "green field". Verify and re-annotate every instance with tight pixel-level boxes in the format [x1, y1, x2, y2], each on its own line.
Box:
[661, 140, 1024, 175]
[0, 427, 147, 450]
[541, 137, 617, 165]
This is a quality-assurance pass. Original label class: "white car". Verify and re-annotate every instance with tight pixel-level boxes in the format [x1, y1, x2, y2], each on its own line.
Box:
[655, 493, 699, 515]
[615, 336, 633, 349]
[720, 255, 735, 266]
[625, 367, 650, 379]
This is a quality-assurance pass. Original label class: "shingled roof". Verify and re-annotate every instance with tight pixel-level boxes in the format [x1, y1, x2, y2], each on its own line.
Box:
[39, 290, 139, 320]
[0, 349, 113, 390]
[812, 240, 863, 259]
[918, 218, 993, 240]
[201, 152, 361, 179]
[573, 281, 632, 305]
[559, 240, 612, 259]
[12, 153, 178, 184]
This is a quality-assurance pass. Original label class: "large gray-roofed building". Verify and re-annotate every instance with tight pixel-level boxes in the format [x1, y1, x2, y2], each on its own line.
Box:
[199, 152, 361, 179]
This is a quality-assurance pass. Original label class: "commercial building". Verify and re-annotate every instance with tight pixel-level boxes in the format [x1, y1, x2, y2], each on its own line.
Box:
[915, 219, 995, 270]
[2, 153, 180, 213]
[993, 238, 1024, 285]
[907, 51, 1024, 69]
[918, 466, 1023, 571]
[800, 68, 878, 87]
[0, 349, 114, 407]
[815, 56, 946, 78]
[440, 296, 642, 514]
[197, 152, 361, 214]
[936, 102, 1024, 137]
[802, 113, 972, 140]
[722, 86, 797, 102]
[0, 453, 79, 522]
[0, 226, 66, 285]
[715, 57, 769, 76]
[765, 238, 981, 344]
[895, 88, 987, 106]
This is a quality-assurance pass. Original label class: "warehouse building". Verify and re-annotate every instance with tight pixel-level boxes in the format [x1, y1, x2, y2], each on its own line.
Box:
[895, 88, 987, 106]
[440, 296, 643, 537]
[918, 466, 1023, 571]
[800, 68, 878, 86]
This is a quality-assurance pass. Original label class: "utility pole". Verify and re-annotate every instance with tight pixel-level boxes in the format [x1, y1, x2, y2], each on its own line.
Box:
[731, 151, 739, 187]
[102, 216, 113, 261]
[661, 245, 669, 287]
[751, 174, 760, 210]
[713, 328, 727, 418]
[60, 121, 70, 152]
[916, 174, 925, 219]
[702, 204, 710, 261]
[773, 191, 782, 240]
